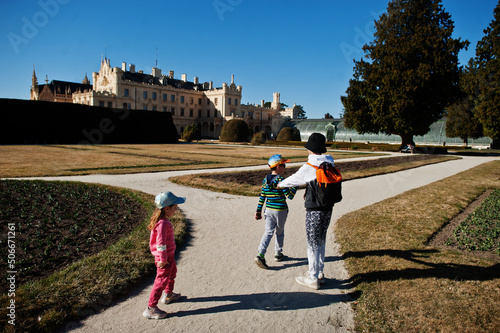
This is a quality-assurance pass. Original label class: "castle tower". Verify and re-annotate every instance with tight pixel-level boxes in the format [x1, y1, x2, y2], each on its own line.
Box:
[271, 92, 280, 110]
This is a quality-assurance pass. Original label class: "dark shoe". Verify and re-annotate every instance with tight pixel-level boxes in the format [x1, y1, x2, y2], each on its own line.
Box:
[274, 253, 285, 262]
[254, 255, 268, 269]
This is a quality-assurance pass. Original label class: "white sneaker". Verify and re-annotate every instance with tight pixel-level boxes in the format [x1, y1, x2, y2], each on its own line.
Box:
[295, 275, 320, 290]
[143, 306, 167, 319]
[318, 272, 325, 284]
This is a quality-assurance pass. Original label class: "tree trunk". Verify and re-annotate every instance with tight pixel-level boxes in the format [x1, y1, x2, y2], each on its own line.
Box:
[400, 133, 414, 150]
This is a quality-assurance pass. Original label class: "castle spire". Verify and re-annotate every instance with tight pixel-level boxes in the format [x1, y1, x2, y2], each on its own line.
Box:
[32, 65, 38, 87]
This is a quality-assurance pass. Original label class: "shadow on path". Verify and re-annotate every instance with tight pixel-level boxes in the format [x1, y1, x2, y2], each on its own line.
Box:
[170, 289, 357, 318]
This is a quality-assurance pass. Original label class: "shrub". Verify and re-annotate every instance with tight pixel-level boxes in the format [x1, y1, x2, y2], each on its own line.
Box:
[251, 131, 268, 145]
[181, 124, 201, 142]
[277, 127, 301, 141]
[220, 119, 249, 142]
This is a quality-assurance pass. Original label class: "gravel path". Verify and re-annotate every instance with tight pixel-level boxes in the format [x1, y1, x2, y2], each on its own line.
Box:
[34, 154, 496, 333]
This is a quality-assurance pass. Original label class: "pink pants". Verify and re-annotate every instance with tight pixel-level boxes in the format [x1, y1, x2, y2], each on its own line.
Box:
[148, 256, 177, 307]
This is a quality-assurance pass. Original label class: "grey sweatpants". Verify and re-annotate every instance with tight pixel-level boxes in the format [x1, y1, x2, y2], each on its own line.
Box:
[257, 209, 288, 255]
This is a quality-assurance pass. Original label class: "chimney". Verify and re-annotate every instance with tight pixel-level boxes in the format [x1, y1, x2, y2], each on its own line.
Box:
[209, 81, 213, 89]
[122, 62, 127, 71]
[261, 100, 265, 107]
[194, 76, 199, 84]
[181, 73, 187, 82]
[169, 70, 174, 79]
[152, 67, 161, 77]
[129, 64, 135, 73]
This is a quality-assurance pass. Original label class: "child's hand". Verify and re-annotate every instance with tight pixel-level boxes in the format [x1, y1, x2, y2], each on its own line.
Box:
[255, 212, 262, 220]
[157, 261, 168, 269]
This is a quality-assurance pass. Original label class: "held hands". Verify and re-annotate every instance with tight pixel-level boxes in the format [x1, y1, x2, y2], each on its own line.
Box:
[255, 212, 262, 220]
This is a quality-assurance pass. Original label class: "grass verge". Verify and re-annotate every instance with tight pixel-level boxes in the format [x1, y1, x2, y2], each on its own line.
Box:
[0, 184, 187, 333]
[335, 160, 500, 332]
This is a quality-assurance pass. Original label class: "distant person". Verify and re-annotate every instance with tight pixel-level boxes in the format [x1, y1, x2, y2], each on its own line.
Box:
[143, 191, 185, 319]
[254, 154, 298, 269]
[278, 133, 336, 289]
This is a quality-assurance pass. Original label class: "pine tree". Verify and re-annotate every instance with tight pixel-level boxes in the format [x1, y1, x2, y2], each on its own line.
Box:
[341, 0, 468, 148]
[473, 0, 500, 147]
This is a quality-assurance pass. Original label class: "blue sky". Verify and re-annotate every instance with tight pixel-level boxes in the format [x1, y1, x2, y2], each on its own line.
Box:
[0, 0, 497, 119]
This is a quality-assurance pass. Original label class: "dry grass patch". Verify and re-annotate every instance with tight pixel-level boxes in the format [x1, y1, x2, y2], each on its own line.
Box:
[0, 144, 378, 177]
[336, 160, 500, 332]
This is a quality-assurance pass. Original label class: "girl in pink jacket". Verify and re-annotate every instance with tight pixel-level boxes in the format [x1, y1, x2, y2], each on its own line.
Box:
[143, 191, 185, 320]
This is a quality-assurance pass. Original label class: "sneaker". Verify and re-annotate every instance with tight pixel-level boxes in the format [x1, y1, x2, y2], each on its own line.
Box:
[254, 255, 268, 269]
[143, 306, 168, 319]
[160, 292, 181, 304]
[295, 275, 320, 290]
[274, 253, 285, 262]
[318, 272, 326, 284]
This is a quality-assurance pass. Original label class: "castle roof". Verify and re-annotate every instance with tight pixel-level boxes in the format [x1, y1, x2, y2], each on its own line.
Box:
[36, 80, 92, 94]
[121, 71, 208, 91]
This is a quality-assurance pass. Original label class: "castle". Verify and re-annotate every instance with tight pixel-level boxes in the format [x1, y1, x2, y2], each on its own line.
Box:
[30, 58, 300, 139]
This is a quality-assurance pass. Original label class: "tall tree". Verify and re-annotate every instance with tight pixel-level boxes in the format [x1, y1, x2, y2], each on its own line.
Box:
[295, 105, 307, 119]
[445, 59, 483, 146]
[473, 0, 500, 147]
[341, 0, 468, 148]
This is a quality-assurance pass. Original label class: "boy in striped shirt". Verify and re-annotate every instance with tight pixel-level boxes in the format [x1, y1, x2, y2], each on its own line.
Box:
[254, 154, 298, 269]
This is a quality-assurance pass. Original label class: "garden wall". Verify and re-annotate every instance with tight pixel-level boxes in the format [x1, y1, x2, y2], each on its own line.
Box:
[0, 99, 178, 144]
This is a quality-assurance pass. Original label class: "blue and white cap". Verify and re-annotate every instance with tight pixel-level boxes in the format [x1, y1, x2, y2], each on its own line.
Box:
[155, 191, 186, 209]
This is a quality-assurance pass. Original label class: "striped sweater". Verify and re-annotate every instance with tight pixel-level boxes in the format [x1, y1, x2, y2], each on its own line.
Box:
[256, 174, 297, 212]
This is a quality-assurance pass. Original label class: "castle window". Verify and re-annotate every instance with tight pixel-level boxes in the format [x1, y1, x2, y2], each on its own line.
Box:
[171, 108, 175, 115]
[163, 94, 167, 101]
[181, 108, 184, 116]
[143, 91, 148, 99]
[190, 109, 193, 117]
[163, 107, 167, 111]
[198, 110, 201, 118]
[228, 98, 231, 105]
[198, 98, 202, 105]
[123, 103, 128, 109]
[235, 98, 238, 106]
[181, 96, 185, 103]
[124, 89, 129, 97]
[143, 105, 148, 110]
[152, 92, 157, 100]
[171, 95, 175, 102]
[207, 109, 210, 117]
[99, 101, 104, 107]
[108, 102, 112, 108]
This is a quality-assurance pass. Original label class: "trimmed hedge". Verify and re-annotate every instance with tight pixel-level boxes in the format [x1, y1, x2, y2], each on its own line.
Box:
[219, 119, 249, 142]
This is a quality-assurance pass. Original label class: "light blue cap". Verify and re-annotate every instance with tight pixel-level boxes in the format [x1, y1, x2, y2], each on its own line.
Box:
[155, 191, 186, 209]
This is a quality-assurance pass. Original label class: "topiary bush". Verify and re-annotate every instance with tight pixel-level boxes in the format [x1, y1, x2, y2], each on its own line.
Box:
[181, 124, 201, 142]
[220, 119, 249, 142]
[277, 127, 301, 141]
[251, 131, 267, 145]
